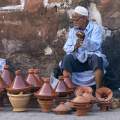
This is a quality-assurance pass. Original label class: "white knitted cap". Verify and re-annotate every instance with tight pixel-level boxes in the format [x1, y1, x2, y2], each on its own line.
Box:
[74, 6, 88, 16]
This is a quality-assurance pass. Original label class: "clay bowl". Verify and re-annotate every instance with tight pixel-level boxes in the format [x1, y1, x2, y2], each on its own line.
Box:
[96, 87, 113, 102]
[7, 92, 32, 112]
[75, 86, 93, 96]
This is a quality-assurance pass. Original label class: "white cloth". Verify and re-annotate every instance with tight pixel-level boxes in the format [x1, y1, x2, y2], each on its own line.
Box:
[74, 6, 88, 16]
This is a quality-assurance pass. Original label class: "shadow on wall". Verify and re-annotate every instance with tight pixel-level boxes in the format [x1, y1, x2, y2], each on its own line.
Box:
[102, 31, 120, 90]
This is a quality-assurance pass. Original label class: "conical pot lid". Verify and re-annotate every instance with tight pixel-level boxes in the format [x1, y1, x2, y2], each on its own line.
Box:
[36, 78, 55, 97]
[53, 102, 68, 112]
[55, 76, 68, 93]
[8, 70, 31, 92]
[0, 75, 7, 91]
[63, 75, 74, 89]
[1, 64, 13, 86]
[34, 69, 43, 86]
[26, 69, 41, 88]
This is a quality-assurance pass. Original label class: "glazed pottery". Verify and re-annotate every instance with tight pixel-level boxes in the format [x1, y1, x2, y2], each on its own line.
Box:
[7, 70, 32, 94]
[8, 92, 32, 112]
[1, 65, 13, 86]
[26, 69, 41, 91]
[52, 102, 69, 114]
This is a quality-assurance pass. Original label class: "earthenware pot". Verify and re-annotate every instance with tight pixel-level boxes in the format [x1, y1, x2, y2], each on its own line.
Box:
[96, 87, 113, 111]
[37, 99, 53, 112]
[1, 65, 13, 86]
[7, 70, 32, 94]
[7, 92, 32, 112]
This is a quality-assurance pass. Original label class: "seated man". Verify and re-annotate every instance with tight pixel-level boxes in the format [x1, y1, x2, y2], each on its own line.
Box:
[53, 6, 108, 89]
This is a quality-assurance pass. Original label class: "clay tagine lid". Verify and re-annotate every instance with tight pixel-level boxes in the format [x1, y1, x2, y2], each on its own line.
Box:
[75, 86, 93, 96]
[34, 69, 43, 86]
[0, 75, 6, 92]
[7, 70, 32, 94]
[35, 78, 55, 99]
[1, 64, 13, 86]
[63, 75, 75, 89]
[26, 69, 41, 89]
[95, 87, 113, 102]
[71, 95, 90, 104]
[52, 102, 69, 114]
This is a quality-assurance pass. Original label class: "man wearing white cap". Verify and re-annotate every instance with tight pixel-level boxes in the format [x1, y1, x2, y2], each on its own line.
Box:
[54, 6, 108, 90]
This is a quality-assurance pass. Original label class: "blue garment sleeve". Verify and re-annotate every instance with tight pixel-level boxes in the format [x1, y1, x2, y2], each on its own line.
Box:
[87, 25, 103, 52]
[63, 29, 76, 54]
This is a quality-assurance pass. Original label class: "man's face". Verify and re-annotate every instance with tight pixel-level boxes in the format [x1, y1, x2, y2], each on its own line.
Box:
[72, 13, 88, 30]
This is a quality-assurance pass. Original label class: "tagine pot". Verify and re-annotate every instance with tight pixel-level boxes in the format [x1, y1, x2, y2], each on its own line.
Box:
[96, 87, 113, 111]
[71, 95, 91, 116]
[1, 64, 13, 86]
[7, 70, 32, 94]
[7, 92, 32, 112]
[26, 69, 41, 92]
[34, 78, 55, 112]
[52, 102, 70, 114]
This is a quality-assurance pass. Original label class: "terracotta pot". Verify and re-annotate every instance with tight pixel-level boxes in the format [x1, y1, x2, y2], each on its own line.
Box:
[37, 99, 53, 112]
[111, 98, 120, 109]
[52, 102, 69, 114]
[55, 76, 69, 97]
[26, 69, 41, 91]
[75, 86, 93, 96]
[99, 100, 112, 112]
[64, 100, 73, 111]
[1, 65, 13, 86]
[96, 87, 113, 102]
[35, 78, 55, 100]
[34, 69, 43, 86]
[7, 92, 32, 112]
[7, 70, 32, 94]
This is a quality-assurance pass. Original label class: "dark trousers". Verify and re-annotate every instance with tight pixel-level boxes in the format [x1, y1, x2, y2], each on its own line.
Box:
[61, 54, 103, 73]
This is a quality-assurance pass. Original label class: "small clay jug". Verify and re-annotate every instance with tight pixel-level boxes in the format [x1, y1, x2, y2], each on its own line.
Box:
[26, 69, 41, 91]
[34, 69, 43, 86]
[7, 70, 31, 94]
[55, 76, 68, 97]
[1, 65, 13, 86]
[35, 78, 55, 100]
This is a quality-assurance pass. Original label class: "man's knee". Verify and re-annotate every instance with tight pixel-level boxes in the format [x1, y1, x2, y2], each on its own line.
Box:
[63, 54, 74, 63]
[89, 54, 103, 71]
